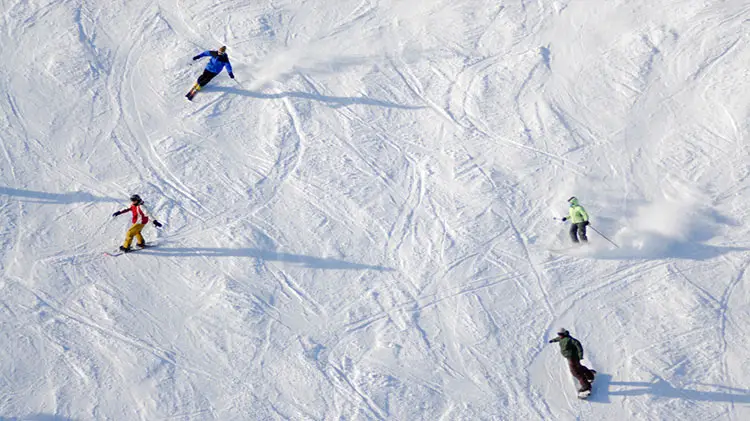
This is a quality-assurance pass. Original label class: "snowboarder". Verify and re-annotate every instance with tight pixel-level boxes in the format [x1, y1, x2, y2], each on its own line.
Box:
[186, 45, 235, 100]
[112, 194, 162, 252]
[561, 196, 589, 244]
[548, 328, 596, 394]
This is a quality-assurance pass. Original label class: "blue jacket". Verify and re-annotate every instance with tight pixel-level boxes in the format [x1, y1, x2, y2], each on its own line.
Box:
[194, 51, 233, 75]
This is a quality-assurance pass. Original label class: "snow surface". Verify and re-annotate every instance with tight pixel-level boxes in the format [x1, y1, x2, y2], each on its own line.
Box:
[1, 0, 749, 419]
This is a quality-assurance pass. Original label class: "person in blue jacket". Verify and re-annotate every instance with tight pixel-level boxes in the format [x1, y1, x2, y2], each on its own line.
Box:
[186, 46, 234, 100]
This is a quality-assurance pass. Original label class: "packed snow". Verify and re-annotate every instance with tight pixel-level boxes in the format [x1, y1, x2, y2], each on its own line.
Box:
[1, 0, 749, 419]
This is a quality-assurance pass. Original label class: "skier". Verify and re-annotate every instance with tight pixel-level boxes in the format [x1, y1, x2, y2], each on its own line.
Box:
[112, 194, 162, 252]
[561, 196, 589, 244]
[186, 45, 235, 100]
[549, 328, 596, 393]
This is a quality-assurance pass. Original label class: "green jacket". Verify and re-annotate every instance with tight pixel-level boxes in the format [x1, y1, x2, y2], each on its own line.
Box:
[568, 204, 589, 224]
[550, 335, 584, 360]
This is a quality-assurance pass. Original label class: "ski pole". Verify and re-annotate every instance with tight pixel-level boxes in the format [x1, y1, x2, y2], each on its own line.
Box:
[589, 225, 619, 248]
[554, 218, 620, 248]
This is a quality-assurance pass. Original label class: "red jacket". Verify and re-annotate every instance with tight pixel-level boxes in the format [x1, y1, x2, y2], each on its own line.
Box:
[118, 204, 150, 224]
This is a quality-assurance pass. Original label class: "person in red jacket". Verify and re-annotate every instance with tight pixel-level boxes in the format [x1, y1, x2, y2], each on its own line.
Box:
[112, 194, 162, 252]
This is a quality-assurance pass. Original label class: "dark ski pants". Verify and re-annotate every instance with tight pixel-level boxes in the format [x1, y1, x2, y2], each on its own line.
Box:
[196, 70, 219, 87]
[567, 357, 595, 390]
[569, 222, 588, 243]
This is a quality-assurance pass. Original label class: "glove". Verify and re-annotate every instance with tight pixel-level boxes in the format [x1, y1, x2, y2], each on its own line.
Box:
[153, 220, 163, 228]
[192, 55, 200, 60]
[583, 220, 590, 226]
[548, 340, 554, 343]
[112, 211, 121, 217]
[561, 217, 567, 222]
[228, 72, 235, 79]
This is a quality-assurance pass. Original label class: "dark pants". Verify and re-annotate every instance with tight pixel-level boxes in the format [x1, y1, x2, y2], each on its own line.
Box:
[569, 222, 588, 243]
[196, 70, 218, 87]
[568, 357, 595, 390]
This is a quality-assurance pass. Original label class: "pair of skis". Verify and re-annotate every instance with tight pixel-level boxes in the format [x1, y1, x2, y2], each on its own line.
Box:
[185, 79, 241, 101]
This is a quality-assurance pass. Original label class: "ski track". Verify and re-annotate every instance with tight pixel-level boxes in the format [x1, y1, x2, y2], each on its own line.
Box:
[1, 0, 749, 419]
[120, 7, 210, 218]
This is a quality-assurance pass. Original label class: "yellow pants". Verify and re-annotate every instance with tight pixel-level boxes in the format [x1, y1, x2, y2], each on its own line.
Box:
[123, 223, 145, 248]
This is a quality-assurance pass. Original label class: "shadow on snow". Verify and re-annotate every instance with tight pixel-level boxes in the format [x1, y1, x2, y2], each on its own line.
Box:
[143, 246, 393, 271]
[204, 85, 425, 110]
[0, 187, 118, 204]
[587, 240, 750, 261]
[587, 373, 750, 404]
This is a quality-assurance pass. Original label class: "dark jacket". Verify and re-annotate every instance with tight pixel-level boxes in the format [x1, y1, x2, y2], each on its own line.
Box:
[194, 50, 234, 75]
[550, 335, 584, 359]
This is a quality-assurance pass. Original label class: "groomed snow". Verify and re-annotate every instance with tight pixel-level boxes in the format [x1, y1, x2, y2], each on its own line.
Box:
[0, 0, 749, 419]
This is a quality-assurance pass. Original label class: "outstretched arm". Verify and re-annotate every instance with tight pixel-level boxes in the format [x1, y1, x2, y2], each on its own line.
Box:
[112, 208, 130, 217]
[192, 51, 210, 61]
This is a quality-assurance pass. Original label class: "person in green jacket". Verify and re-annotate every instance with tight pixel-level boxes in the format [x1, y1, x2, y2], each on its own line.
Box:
[561, 196, 589, 244]
[549, 328, 596, 392]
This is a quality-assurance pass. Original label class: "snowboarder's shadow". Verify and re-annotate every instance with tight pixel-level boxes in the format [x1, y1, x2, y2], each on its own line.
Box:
[591, 374, 750, 404]
[0, 186, 118, 204]
[205, 85, 425, 110]
[143, 247, 393, 271]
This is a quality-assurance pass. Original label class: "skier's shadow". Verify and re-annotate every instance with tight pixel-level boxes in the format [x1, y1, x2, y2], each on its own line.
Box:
[205, 86, 425, 110]
[144, 247, 393, 271]
[0, 187, 118, 204]
[590, 374, 750, 404]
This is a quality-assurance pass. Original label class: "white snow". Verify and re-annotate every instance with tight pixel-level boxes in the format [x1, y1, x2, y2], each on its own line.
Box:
[1, 0, 749, 419]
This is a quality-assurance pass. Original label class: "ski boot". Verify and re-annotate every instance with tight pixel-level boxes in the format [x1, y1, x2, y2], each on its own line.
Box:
[186, 83, 200, 101]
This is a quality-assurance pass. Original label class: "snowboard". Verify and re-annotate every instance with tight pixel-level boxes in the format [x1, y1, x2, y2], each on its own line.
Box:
[104, 244, 155, 257]
[577, 370, 596, 400]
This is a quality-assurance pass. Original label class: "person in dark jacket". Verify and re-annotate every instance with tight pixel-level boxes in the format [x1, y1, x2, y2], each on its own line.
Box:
[186, 46, 235, 100]
[549, 328, 596, 392]
[561, 196, 590, 244]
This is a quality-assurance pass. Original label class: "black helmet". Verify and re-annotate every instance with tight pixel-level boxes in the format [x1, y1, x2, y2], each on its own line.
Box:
[130, 194, 142, 203]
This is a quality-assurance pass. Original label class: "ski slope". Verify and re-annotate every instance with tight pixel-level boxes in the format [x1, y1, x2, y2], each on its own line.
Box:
[1, 0, 749, 419]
